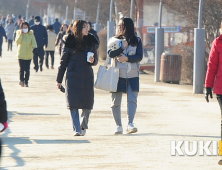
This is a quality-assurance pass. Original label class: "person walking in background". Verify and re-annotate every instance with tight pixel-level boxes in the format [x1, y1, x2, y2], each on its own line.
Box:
[28, 15, 34, 26]
[5, 15, 11, 25]
[56, 20, 99, 136]
[11, 14, 16, 23]
[53, 18, 61, 35]
[0, 16, 6, 28]
[45, 25, 56, 69]
[21, 16, 26, 23]
[66, 23, 73, 34]
[15, 22, 37, 87]
[5, 19, 15, 51]
[13, 19, 22, 41]
[55, 24, 68, 56]
[107, 18, 143, 134]
[0, 21, 7, 58]
[14, 15, 21, 29]
[0, 79, 8, 158]
[88, 22, 99, 41]
[30, 16, 48, 72]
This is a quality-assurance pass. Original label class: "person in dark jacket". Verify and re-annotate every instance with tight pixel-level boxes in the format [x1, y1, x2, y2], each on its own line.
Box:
[55, 24, 68, 56]
[56, 20, 99, 136]
[52, 18, 61, 35]
[28, 15, 34, 26]
[30, 16, 48, 72]
[0, 21, 7, 58]
[0, 79, 8, 158]
[88, 22, 99, 41]
[107, 18, 143, 135]
[5, 19, 15, 51]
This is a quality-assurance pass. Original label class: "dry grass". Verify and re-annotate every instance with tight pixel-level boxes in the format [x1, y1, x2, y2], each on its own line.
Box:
[172, 43, 194, 84]
[98, 29, 107, 60]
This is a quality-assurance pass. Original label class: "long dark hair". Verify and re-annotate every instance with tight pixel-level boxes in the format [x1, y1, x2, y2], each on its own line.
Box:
[67, 23, 73, 34]
[20, 22, 30, 32]
[73, 20, 87, 52]
[60, 24, 68, 31]
[117, 18, 138, 46]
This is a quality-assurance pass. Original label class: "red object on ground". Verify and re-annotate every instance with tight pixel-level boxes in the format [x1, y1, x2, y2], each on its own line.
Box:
[3, 122, 8, 131]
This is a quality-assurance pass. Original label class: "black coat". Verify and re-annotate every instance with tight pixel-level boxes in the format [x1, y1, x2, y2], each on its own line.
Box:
[0, 80, 7, 124]
[30, 24, 48, 48]
[57, 33, 99, 110]
[0, 27, 7, 43]
[88, 29, 99, 42]
[53, 21, 61, 35]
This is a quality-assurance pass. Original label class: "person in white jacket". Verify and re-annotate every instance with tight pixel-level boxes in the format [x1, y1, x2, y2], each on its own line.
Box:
[45, 25, 56, 69]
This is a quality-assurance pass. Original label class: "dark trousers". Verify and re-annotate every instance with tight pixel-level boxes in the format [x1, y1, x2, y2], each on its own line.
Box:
[8, 39, 12, 51]
[33, 47, 45, 71]
[59, 45, 62, 56]
[18, 59, 31, 84]
[0, 41, 2, 56]
[45, 51, 55, 67]
[217, 94, 222, 140]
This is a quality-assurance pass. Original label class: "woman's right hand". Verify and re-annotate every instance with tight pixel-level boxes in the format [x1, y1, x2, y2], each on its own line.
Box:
[57, 83, 62, 89]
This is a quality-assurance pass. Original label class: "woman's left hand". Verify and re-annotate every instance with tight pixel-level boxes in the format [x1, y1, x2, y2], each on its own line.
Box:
[117, 53, 128, 62]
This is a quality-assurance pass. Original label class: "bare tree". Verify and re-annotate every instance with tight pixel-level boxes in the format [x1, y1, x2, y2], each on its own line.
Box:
[164, 0, 222, 61]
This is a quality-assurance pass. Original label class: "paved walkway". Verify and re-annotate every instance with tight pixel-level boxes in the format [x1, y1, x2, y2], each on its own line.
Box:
[0, 42, 221, 169]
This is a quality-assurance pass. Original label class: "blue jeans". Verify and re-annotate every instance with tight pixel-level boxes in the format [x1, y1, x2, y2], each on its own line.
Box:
[111, 83, 138, 126]
[70, 109, 91, 133]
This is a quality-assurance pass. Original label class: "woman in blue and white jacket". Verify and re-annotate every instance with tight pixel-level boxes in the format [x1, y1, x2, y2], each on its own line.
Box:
[107, 17, 143, 134]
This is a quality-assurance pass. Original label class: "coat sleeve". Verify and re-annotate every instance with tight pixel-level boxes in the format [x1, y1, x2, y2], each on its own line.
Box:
[31, 34, 37, 49]
[15, 32, 23, 44]
[44, 27, 48, 47]
[88, 45, 98, 66]
[56, 47, 71, 83]
[3, 29, 7, 40]
[205, 38, 219, 88]
[55, 32, 60, 46]
[108, 47, 124, 58]
[0, 80, 7, 124]
[127, 38, 143, 63]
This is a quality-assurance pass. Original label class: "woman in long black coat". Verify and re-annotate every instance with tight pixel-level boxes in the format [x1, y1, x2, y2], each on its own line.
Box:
[56, 20, 99, 136]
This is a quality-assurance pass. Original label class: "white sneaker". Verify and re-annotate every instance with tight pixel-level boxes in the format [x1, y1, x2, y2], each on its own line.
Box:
[74, 132, 81, 136]
[114, 125, 123, 134]
[126, 123, 137, 134]
[81, 129, 86, 136]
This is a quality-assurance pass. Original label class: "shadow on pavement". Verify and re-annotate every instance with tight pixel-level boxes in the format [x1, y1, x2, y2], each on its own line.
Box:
[1, 111, 90, 169]
[9, 111, 60, 116]
[3, 137, 90, 144]
[124, 133, 220, 138]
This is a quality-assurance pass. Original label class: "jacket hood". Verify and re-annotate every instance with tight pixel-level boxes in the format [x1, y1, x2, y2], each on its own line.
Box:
[17, 30, 34, 35]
